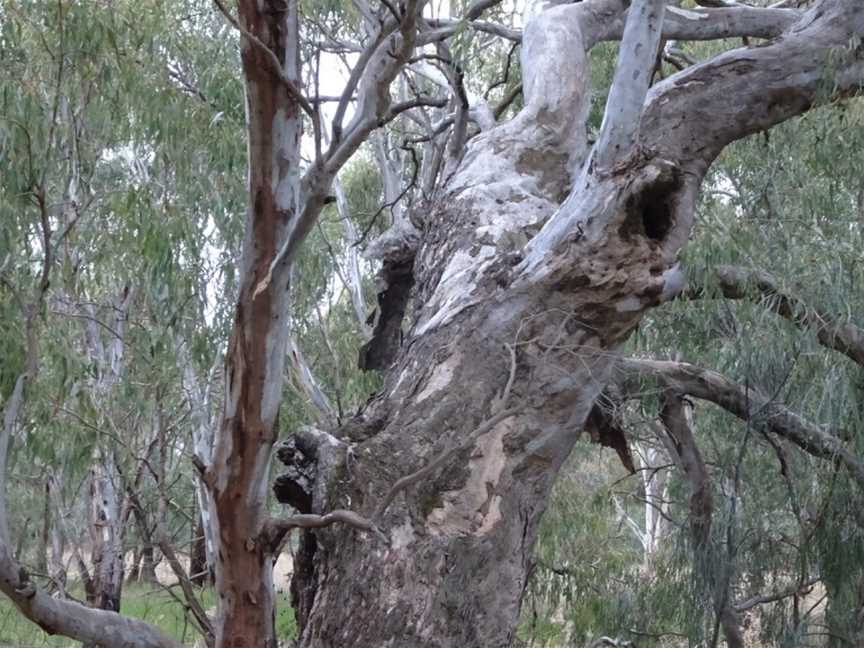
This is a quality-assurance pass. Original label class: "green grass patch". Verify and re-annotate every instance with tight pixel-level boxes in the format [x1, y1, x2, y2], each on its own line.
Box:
[0, 584, 296, 647]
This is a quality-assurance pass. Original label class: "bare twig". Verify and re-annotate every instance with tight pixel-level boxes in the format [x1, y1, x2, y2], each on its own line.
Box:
[263, 509, 385, 548]
[734, 576, 821, 612]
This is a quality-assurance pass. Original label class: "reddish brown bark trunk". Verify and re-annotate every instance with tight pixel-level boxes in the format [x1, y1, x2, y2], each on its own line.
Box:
[207, 1, 302, 646]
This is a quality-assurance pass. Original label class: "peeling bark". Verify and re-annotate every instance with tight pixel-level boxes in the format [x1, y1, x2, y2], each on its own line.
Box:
[282, 2, 864, 646]
[205, 2, 305, 646]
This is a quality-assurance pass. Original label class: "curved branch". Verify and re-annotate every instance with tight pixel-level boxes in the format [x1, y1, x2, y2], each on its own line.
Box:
[642, 1, 864, 168]
[419, 19, 522, 45]
[657, 393, 745, 645]
[658, 393, 713, 547]
[423, 5, 801, 46]
[734, 576, 820, 613]
[0, 547, 179, 647]
[701, 265, 864, 367]
[594, 5, 800, 44]
[263, 509, 385, 550]
[618, 358, 864, 488]
[630, 0, 863, 256]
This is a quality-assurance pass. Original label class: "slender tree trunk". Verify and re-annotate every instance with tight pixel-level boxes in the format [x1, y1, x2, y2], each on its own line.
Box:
[13, 516, 30, 563]
[205, 1, 304, 646]
[88, 463, 124, 612]
[48, 516, 66, 593]
[129, 504, 158, 585]
[127, 547, 141, 584]
[140, 543, 158, 585]
[177, 341, 218, 587]
[38, 482, 50, 576]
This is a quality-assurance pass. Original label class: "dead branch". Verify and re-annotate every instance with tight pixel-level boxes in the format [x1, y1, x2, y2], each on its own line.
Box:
[692, 264, 864, 367]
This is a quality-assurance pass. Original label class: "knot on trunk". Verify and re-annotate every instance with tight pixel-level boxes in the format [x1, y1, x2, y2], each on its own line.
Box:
[274, 426, 352, 513]
[363, 219, 420, 266]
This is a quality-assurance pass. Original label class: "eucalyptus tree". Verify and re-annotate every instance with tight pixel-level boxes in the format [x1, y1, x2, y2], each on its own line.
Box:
[525, 97, 864, 646]
[1, 1, 864, 648]
[1, 1, 240, 645]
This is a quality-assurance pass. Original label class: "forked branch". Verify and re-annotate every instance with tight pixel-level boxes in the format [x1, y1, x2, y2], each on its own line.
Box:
[618, 358, 864, 488]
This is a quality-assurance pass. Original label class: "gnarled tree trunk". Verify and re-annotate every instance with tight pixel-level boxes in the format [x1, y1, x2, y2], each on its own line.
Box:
[274, 2, 864, 647]
[1, 2, 862, 648]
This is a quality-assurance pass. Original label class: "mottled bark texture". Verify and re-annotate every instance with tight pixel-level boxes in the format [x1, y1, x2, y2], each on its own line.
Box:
[203, 1, 304, 647]
[277, 2, 864, 647]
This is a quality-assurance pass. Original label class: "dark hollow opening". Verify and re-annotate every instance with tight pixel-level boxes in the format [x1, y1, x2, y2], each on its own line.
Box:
[640, 187, 673, 241]
[622, 170, 681, 243]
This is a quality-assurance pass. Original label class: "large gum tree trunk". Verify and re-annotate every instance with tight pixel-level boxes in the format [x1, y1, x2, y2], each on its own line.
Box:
[288, 4, 681, 645]
[280, 2, 864, 647]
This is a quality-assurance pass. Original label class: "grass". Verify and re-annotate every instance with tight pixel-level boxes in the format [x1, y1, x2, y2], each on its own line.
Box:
[0, 584, 296, 647]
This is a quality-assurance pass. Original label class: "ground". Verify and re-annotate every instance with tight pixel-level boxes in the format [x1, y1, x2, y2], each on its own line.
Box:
[0, 554, 295, 647]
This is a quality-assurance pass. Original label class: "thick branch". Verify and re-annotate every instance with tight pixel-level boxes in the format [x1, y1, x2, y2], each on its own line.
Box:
[594, 5, 800, 44]
[658, 393, 743, 646]
[658, 394, 713, 547]
[618, 358, 864, 488]
[594, 0, 666, 168]
[0, 546, 179, 647]
[642, 1, 864, 168]
[424, 5, 800, 46]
